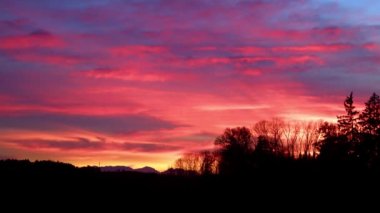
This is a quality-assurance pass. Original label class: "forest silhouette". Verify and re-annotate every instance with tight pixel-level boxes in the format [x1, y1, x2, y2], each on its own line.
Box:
[174, 92, 380, 175]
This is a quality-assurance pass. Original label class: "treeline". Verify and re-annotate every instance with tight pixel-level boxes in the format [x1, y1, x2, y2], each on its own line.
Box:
[0, 159, 99, 174]
[174, 92, 380, 175]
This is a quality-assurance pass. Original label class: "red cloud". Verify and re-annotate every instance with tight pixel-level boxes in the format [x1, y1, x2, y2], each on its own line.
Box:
[364, 43, 380, 52]
[111, 45, 168, 56]
[0, 33, 63, 49]
[13, 53, 80, 65]
[242, 69, 262, 76]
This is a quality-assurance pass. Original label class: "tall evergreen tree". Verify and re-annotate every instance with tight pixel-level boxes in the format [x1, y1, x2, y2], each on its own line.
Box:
[359, 93, 380, 135]
[337, 92, 359, 140]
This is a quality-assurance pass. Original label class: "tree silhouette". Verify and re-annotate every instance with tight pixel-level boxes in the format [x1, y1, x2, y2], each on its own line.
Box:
[316, 122, 353, 163]
[253, 120, 270, 138]
[253, 119, 285, 155]
[301, 121, 322, 157]
[174, 153, 201, 174]
[268, 118, 285, 154]
[337, 92, 359, 141]
[174, 151, 218, 175]
[215, 127, 254, 175]
[352, 93, 380, 168]
[283, 121, 301, 158]
[359, 93, 380, 135]
[318, 122, 339, 138]
[200, 150, 217, 175]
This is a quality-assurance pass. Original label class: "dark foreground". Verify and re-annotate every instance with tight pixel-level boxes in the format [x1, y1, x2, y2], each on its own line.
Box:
[1, 160, 379, 209]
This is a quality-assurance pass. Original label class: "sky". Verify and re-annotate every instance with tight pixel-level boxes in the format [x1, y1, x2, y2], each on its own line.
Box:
[0, 0, 379, 170]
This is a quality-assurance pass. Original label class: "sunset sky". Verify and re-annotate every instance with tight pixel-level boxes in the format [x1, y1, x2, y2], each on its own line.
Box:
[0, 0, 379, 170]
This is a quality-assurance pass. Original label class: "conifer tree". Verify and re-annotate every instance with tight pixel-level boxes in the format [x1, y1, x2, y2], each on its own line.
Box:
[337, 92, 359, 140]
[359, 93, 380, 135]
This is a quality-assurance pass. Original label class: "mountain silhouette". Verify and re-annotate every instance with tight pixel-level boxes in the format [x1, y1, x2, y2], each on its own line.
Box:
[100, 165, 158, 173]
[100, 166, 134, 172]
[134, 166, 159, 174]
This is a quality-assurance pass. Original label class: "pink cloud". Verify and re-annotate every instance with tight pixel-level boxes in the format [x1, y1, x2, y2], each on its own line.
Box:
[273, 44, 352, 53]
[232, 46, 267, 55]
[84, 68, 169, 82]
[364, 43, 380, 52]
[242, 69, 262, 76]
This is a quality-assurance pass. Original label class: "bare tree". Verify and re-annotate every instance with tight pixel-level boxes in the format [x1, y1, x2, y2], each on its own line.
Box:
[300, 121, 322, 157]
[175, 151, 218, 175]
[175, 158, 185, 171]
[253, 119, 285, 155]
[283, 121, 301, 157]
[200, 150, 217, 175]
[174, 153, 201, 173]
[269, 118, 285, 154]
[253, 120, 270, 138]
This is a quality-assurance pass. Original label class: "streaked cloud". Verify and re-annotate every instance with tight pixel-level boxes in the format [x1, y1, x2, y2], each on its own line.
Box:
[0, 112, 180, 134]
[196, 104, 270, 111]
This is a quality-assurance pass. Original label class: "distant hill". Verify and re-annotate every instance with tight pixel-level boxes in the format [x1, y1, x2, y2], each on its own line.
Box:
[134, 166, 159, 174]
[100, 166, 158, 174]
[0, 159, 160, 174]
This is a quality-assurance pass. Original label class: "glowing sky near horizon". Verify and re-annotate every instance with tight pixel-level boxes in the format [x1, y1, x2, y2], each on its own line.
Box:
[0, 0, 379, 170]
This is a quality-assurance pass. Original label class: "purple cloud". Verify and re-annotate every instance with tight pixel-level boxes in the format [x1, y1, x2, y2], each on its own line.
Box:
[0, 112, 181, 134]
